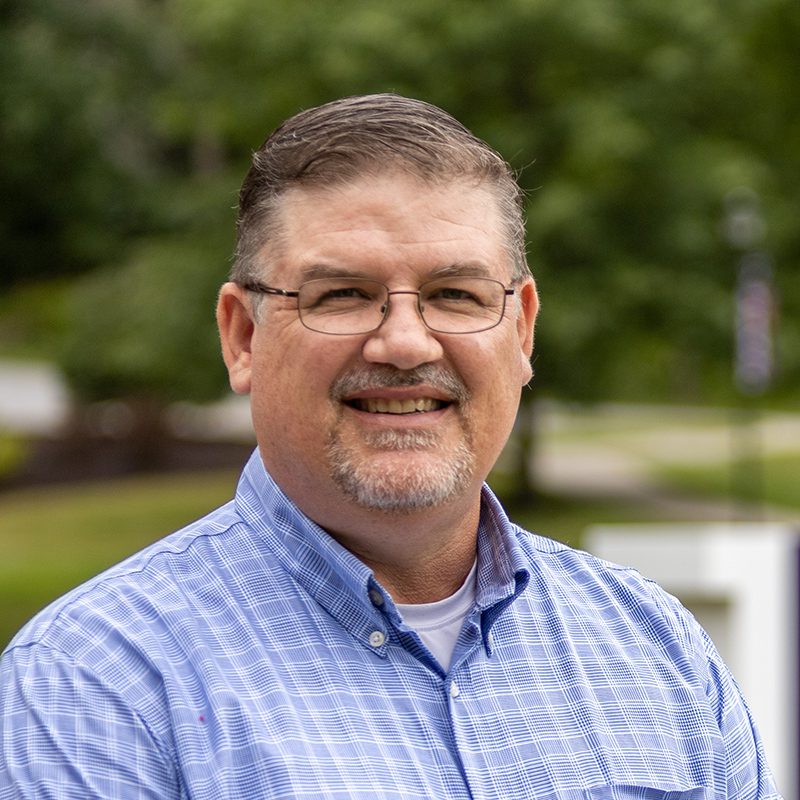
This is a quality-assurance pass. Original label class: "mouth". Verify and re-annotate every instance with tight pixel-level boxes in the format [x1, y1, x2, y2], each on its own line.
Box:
[332, 364, 466, 420]
[347, 397, 449, 415]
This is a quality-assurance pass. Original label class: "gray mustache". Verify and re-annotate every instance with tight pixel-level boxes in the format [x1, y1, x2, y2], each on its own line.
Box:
[330, 364, 469, 405]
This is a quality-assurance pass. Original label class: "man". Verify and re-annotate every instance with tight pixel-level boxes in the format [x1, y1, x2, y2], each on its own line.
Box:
[0, 95, 781, 798]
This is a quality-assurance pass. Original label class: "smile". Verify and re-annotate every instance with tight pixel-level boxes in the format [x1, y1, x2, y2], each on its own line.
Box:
[350, 398, 447, 414]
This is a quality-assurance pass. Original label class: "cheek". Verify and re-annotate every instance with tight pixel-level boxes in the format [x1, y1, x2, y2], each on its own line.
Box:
[461, 334, 527, 401]
[251, 336, 345, 435]
[459, 337, 527, 436]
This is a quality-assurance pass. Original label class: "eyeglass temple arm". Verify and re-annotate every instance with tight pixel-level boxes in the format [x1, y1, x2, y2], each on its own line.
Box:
[241, 282, 300, 298]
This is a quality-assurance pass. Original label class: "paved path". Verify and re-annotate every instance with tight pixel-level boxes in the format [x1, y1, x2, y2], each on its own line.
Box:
[532, 402, 800, 523]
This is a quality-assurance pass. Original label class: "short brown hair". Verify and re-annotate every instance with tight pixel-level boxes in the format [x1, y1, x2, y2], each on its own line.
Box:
[232, 93, 529, 283]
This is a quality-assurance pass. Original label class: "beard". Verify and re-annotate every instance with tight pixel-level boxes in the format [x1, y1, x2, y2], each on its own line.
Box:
[326, 365, 476, 513]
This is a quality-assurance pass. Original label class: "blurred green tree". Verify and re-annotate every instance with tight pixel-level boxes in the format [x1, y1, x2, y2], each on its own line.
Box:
[0, 0, 180, 287]
[2, 0, 798, 474]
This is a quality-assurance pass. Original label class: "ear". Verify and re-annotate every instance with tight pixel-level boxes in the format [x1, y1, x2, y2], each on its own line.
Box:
[515, 278, 539, 382]
[216, 282, 256, 394]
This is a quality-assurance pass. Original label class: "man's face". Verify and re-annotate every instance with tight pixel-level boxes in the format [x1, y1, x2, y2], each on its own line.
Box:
[220, 173, 537, 523]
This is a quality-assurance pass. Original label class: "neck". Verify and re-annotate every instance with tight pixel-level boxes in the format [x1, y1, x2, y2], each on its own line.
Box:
[322, 494, 482, 604]
[359, 528, 478, 604]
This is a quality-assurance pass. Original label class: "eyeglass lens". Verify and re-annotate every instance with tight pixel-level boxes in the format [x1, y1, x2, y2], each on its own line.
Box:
[296, 277, 508, 334]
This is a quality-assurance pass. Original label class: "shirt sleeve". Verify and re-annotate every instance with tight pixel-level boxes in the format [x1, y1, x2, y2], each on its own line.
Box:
[698, 627, 784, 800]
[1, 643, 181, 800]
[650, 584, 783, 799]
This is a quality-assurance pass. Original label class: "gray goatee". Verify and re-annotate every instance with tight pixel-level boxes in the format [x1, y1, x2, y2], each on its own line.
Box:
[326, 365, 474, 513]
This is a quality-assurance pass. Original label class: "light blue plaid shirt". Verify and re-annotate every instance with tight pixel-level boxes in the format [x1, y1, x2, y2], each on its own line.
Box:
[1, 451, 781, 799]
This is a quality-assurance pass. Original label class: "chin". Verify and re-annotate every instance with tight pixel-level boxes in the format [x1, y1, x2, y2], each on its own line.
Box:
[327, 441, 475, 514]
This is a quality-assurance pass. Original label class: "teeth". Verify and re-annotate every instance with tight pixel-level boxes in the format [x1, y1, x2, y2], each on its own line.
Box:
[357, 398, 443, 414]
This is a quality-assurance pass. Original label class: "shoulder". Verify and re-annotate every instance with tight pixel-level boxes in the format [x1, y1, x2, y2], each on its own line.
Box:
[480, 486, 698, 654]
[510, 524, 701, 655]
[3, 499, 250, 660]
[514, 523, 680, 597]
[1, 498, 279, 744]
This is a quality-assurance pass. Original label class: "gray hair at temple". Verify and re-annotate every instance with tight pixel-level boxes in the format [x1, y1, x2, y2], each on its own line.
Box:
[231, 93, 530, 286]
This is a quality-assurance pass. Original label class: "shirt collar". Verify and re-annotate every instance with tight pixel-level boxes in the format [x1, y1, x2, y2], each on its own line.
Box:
[474, 485, 531, 649]
[234, 450, 530, 650]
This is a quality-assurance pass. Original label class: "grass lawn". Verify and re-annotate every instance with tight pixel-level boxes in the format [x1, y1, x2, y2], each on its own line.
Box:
[656, 452, 800, 511]
[0, 467, 681, 650]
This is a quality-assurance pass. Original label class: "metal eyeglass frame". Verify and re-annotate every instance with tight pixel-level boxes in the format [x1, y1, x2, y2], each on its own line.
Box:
[241, 278, 516, 335]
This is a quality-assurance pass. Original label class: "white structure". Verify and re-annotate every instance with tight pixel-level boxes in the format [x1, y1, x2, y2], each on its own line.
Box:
[0, 359, 70, 435]
[586, 523, 799, 799]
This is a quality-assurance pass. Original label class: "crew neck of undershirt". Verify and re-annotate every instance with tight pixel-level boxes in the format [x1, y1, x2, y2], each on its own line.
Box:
[394, 559, 478, 672]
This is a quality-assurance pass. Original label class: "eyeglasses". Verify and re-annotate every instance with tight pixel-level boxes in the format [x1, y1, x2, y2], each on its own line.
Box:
[242, 276, 515, 335]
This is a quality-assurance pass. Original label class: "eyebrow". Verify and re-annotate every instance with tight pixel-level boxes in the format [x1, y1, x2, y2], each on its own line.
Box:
[427, 262, 494, 279]
[298, 261, 494, 282]
[298, 264, 370, 282]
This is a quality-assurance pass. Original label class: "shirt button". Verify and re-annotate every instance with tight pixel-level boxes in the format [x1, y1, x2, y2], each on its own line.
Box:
[449, 682, 460, 699]
[368, 589, 384, 607]
[369, 630, 386, 648]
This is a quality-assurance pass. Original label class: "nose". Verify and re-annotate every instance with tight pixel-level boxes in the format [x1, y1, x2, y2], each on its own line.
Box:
[361, 291, 444, 370]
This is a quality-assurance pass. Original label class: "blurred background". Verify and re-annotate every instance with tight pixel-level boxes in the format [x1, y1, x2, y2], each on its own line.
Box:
[1, 0, 799, 656]
[2, 0, 800, 789]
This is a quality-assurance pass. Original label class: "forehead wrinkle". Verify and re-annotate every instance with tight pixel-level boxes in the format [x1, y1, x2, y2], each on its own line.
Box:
[426, 205, 500, 228]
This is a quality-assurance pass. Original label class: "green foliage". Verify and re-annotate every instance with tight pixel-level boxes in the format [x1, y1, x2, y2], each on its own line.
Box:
[0, 279, 72, 359]
[0, 0, 177, 286]
[0, 433, 27, 479]
[2, 0, 798, 407]
[60, 228, 231, 404]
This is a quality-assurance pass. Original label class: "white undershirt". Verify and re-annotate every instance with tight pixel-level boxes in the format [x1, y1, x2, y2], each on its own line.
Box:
[395, 559, 478, 672]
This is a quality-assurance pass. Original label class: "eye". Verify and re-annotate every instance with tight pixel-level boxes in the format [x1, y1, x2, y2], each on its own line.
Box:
[300, 280, 382, 311]
[425, 285, 484, 306]
[322, 287, 374, 301]
[433, 287, 478, 301]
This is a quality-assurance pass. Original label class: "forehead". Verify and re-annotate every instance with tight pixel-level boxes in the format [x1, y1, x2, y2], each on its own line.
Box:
[263, 173, 510, 282]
